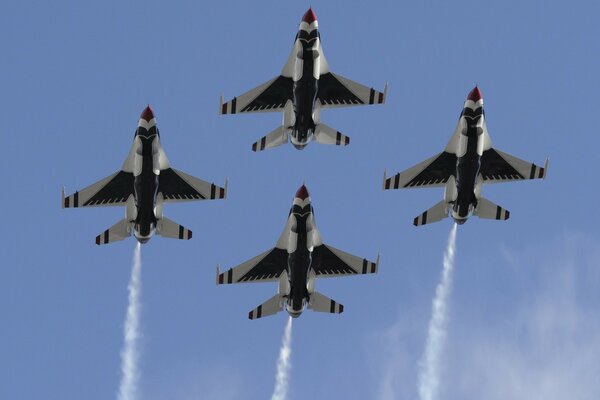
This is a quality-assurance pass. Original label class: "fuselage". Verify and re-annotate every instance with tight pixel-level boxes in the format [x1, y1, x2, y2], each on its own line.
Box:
[290, 10, 322, 149]
[131, 108, 161, 243]
[450, 89, 486, 224]
[283, 186, 316, 317]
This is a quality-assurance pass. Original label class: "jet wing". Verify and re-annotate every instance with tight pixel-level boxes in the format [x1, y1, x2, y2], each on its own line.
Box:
[311, 244, 378, 278]
[317, 72, 386, 109]
[480, 149, 548, 183]
[158, 168, 227, 202]
[384, 152, 457, 190]
[220, 76, 293, 114]
[217, 248, 288, 284]
[63, 171, 134, 208]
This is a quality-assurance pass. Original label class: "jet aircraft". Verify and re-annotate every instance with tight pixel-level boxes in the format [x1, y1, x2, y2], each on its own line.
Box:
[219, 8, 387, 151]
[383, 87, 548, 226]
[216, 185, 378, 319]
[62, 106, 227, 244]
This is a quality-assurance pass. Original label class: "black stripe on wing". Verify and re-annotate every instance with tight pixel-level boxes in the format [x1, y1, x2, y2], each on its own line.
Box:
[404, 152, 456, 187]
[317, 73, 364, 106]
[312, 245, 359, 276]
[239, 249, 288, 282]
[85, 171, 134, 206]
[159, 168, 206, 201]
[480, 149, 525, 181]
[240, 76, 293, 112]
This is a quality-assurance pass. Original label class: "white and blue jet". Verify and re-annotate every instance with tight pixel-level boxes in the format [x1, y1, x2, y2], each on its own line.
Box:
[384, 87, 548, 226]
[220, 8, 387, 151]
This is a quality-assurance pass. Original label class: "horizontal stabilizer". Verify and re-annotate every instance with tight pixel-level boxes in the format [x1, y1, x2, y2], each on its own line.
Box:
[313, 123, 350, 146]
[414, 200, 449, 226]
[156, 217, 192, 240]
[474, 197, 510, 221]
[252, 126, 290, 152]
[95, 219, 130, 245]
[308, 291, 344, 314]
[248, 294, 283, 320]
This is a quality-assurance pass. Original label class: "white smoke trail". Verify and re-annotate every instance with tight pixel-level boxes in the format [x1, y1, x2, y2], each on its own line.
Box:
[271, 316, 293, 400]
[117, 242, 143, 400]
[418, 223, 458, 400]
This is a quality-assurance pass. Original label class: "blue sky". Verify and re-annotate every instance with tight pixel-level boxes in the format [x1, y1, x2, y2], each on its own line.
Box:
[1, 1, 600, 399]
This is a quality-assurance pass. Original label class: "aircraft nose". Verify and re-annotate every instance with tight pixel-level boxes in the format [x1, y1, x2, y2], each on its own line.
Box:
[295, 184, 310, 200]
[302, 7, 317, 24]
[140, 105, 155, 122]
[467, 86, 482, 102]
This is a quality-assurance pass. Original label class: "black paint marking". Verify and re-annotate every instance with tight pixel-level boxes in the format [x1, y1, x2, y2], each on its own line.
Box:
[104, 230, 109, 244]
[210, 184, 216, 199]
[179, 225, 184, 239]
[227, 269, 233, 284]
[394, 174, 400, 189]
[530, 164, 536, 179]
[74, 192, 79, 208]
[231, 98, 237, 114]
[257, 305, 262, 319]
[330, 300, 335, 313]
[496, 206, 501, 220]
[369, 88, 375, 104]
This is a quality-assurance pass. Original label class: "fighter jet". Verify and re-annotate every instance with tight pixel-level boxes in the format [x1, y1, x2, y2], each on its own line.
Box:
[219, 7, 387, 151]
[62, 106, 227, 244]
[383, 87, 548, 226]
[216, 185, 378, 319]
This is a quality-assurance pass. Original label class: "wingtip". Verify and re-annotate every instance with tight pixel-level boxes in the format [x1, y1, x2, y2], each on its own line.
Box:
[383, 83, 388, 104]
[219, 95, 224, 115]
[543, 157, 549, 179]
[382, 169, 387, 190]
[224, 177, 229, 198]
[375, 253, 380, 273]
[61, 186, 66, 209]
[216, 265, 221, 285]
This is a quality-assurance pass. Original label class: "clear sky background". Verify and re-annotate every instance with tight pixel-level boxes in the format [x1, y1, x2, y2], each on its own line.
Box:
[1, 1, 599, 399]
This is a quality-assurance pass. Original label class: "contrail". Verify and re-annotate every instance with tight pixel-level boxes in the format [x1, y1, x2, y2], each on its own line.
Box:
[418, 223, 457, 400]
[271, 316, 293, 400]
[117, 242, 143, 400]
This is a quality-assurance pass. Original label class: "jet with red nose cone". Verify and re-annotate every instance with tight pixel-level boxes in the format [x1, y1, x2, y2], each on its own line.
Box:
[220, 7, 387, 151]
[62, 106, 227, 244]
[216, 185, 379, 319]
[383, 87, 548, 226]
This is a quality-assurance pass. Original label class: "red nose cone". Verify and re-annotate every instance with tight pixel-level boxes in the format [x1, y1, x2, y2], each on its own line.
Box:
[302, 7, 317, 24]
[295, 185, 310, 200]
[467, 86, 482, 102]
[140, 105, 154, 122]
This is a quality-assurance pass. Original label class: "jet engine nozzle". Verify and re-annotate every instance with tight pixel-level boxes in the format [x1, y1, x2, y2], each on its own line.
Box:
[286, 297, 307, 318]
[134, 222, 155, 243]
